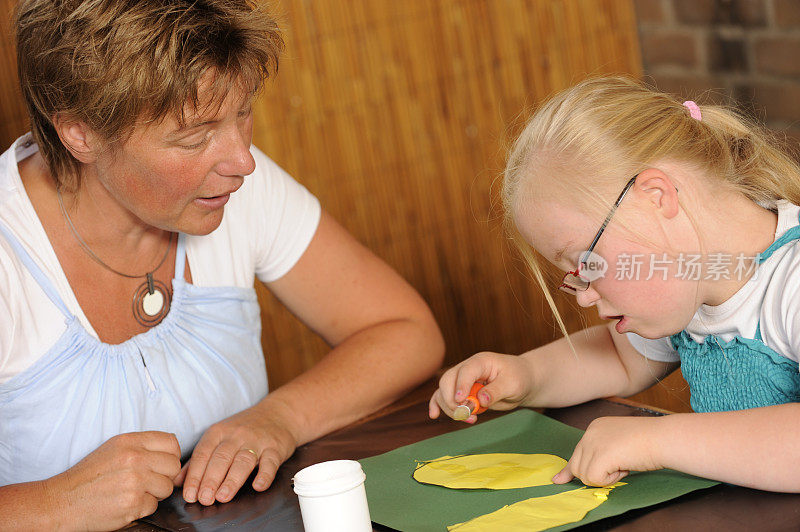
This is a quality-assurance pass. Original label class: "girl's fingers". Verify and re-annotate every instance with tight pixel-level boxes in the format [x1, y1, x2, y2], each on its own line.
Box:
[428, 393, 442, 419]
[554, 444, 582, 484]
[436, 370, 459, 411]
[453, 361, 490, 402]
[552, 465, 574, 484]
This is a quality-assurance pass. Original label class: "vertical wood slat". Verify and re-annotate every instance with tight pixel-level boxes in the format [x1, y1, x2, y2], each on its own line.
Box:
[0, 0, 27, 146]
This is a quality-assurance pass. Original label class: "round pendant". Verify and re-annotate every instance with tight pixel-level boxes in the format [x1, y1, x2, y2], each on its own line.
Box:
[133, 279, 171, 327]
[142, 289, 164, 316]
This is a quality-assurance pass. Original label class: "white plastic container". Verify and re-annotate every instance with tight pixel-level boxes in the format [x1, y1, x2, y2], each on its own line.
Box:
[292, 459, 372, 532]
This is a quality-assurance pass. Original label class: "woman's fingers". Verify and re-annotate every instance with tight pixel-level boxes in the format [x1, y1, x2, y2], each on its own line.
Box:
[214, 447, 260, 503]
[193, 440, 247, 505]
[173, 462, 189, 487]
[181, 437, 218, 504]
[252, 448, 283, 491]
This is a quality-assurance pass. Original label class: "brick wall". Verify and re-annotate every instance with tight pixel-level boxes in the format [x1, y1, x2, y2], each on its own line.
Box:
[634, 0, 800, 147]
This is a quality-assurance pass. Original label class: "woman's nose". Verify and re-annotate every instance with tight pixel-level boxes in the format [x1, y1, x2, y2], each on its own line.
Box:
[217, 128, 256, 177]
[575, 285, 601, 308]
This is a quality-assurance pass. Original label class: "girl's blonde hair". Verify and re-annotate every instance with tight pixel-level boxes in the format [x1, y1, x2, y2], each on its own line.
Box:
[14, 0, 283, 192]
[503, 75, 800, 337]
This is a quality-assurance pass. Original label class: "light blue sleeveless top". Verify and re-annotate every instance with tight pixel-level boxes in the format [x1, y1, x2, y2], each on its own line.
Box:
[0, 226, 268, 485]
[671, 215, 800, 413]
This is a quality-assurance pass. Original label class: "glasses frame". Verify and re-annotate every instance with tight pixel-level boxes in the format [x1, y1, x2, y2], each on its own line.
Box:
[558, 174, 639, 294]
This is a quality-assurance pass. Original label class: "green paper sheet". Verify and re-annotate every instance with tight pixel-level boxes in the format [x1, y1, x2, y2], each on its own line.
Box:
[359, 409, 718, 531]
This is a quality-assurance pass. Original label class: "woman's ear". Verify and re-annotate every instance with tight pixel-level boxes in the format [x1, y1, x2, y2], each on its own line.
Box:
[52, 114, 99, 164]
[634, 168, 680, 219]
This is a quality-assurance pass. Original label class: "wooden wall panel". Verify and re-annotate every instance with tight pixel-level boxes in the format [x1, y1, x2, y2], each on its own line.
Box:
[0, 1, 691, 412]
[0, 0, 27, 146]
[250, 0, 647, 387]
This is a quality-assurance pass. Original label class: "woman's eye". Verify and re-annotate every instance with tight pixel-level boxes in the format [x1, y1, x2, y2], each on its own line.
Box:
[181, 135, 210, 150]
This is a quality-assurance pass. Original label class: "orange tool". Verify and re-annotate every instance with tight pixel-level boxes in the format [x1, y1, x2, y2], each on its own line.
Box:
[452, 382, 487, 421]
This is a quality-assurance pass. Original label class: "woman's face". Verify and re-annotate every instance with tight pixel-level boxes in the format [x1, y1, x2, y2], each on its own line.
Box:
[514, 191, 701, 340]
[90, 79, 256, 235]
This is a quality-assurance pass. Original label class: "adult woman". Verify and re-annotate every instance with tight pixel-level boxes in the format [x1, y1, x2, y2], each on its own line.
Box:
[0, 0, 444, 529]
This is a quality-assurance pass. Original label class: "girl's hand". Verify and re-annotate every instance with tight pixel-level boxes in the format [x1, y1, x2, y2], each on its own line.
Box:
[177, 404, 297, 505]
[428, 351, 534, 423]
[552, 416, 665, 486]
[48, 431, 182, 531]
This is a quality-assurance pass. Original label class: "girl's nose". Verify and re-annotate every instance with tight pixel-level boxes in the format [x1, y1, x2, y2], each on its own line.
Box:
[575, 285, 601, 308]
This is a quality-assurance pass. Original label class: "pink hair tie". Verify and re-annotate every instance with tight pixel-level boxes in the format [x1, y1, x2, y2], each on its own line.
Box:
[683, 100, 702, 121]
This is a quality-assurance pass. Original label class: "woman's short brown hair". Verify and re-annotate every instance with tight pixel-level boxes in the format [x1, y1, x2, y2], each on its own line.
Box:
[14, 0, 283, 191]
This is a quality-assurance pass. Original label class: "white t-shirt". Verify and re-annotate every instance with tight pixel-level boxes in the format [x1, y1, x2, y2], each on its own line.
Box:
[627, 200, 800, 365]
[0, 134, 321, 383]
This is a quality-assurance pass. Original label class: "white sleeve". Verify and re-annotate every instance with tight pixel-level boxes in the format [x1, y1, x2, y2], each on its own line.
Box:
[0, 244, 15, 381]
[625, 332, 680, 362]
[248, 147, 321, 283]
[772, 250, 800, 364]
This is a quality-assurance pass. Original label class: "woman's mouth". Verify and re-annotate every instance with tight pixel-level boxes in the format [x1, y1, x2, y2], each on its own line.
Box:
[194, 193, 230, 210]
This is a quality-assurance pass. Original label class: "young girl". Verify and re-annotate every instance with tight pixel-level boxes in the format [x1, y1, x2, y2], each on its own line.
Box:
[430, 75, 800, 492]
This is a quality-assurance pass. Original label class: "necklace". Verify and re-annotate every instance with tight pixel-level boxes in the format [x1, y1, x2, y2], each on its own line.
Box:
[57, 189, 173, 327]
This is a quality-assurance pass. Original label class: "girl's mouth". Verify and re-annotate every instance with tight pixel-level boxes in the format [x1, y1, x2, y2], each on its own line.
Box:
[603, 315, 628, 333]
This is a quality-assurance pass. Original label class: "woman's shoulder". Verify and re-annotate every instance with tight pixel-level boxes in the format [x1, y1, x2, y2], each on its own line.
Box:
[0, 135, 31, 197]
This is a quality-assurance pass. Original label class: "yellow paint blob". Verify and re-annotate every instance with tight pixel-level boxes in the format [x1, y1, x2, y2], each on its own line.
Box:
[413, 453, 567, 490]
[447, 483, 625, 532]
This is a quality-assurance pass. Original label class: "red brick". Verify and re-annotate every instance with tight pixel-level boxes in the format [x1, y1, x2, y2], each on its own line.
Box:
[646, 73, 729, 103]
[767, 126, 800, 164]
[731, 0, 768, 26]
[737, 82, 800, 123]
[674, 0, 766, 26]
[640, 31, 698, 69]
[754, 37, 800, 77]
[708, 35, 748, 73]
[774, 0, 800, 28]
[673, 0, 717, 24]
[634, 0, 666, 24]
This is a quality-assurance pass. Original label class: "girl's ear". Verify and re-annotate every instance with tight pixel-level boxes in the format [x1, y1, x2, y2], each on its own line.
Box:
[634, 168, 680, 219]
[52, 114, 100, 164]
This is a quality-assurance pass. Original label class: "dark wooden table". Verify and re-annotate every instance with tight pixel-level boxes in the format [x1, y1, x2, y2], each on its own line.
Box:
[129, 382, 800, 531]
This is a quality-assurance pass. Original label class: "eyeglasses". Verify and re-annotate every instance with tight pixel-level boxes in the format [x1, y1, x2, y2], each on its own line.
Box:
[558, 174, 638, 294]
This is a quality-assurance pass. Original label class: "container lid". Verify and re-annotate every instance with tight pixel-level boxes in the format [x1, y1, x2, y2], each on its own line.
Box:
[292, 460, 366, 497]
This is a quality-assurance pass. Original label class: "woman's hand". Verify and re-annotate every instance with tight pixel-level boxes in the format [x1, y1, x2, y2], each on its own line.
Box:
[176, 402, 298, 505]
[552, 416, 665, 486]
[47, 431, 181, 531]
[428, 351, 535, 423]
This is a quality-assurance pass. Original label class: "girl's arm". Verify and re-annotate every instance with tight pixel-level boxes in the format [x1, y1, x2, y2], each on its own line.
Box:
[430, 323, 677, 420]
[656, 404, 800, 492]
[553, 399, 800, 492]
[522, 323, 678, 408]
